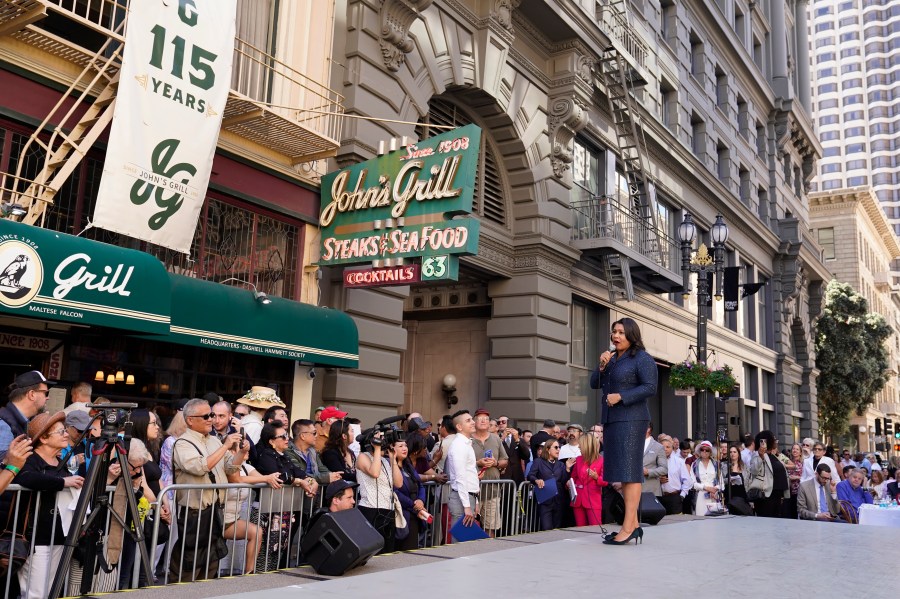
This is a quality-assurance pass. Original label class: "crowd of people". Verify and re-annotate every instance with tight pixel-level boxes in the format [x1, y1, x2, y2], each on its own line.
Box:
[0, 354, 898, 597]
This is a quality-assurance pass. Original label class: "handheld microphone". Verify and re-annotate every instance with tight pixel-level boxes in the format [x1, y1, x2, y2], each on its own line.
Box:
[608, 343, 616, 353]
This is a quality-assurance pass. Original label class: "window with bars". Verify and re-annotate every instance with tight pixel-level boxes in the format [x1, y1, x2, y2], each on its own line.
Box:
[414, 99, 509, 228]
[0, 122, 302, 300]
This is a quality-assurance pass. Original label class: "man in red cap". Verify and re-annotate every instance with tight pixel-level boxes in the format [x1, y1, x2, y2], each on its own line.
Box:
[315, 405, 347, 453]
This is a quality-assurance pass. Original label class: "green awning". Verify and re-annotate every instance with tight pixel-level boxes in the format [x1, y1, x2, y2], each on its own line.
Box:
[166, 274, 358, 368]
[0, 220, 170, 334]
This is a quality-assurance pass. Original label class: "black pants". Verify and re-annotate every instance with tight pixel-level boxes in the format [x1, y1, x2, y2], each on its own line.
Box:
[537, 495, 564, 531]
[659, 494, 683, 515]
[358, 506, 395, 554]
[753, 495, 782, 518]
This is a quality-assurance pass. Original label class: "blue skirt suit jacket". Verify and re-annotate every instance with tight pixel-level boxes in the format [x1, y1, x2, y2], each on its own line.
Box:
[589, 349, 658, 482]
[589, 349, 658, 424]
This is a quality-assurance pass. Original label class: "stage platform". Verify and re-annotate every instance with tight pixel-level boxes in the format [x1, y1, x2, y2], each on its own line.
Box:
[116, 515, 896, 599]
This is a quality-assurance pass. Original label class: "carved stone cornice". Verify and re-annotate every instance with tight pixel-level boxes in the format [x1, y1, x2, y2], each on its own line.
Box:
[379, 0, 434, 72]
[548, 95, 589, 178]
[546, 45, 594, 180]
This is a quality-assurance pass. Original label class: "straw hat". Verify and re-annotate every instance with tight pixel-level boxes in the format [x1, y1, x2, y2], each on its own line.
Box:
[27, 411, 66, 447]
[236, 386, 286, 410]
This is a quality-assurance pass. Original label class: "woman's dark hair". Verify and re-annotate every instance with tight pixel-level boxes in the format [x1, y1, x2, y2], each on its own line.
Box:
[612, 317, 645, 356]
[406, 433, 426, 458]
[324, 420, 350, 454]
[825, 445, 836, 459]
[260, 421, 287, 449]
[728, 443, 742, 471]
[754, 430, 776, 450]
[130, 409, 160, 461]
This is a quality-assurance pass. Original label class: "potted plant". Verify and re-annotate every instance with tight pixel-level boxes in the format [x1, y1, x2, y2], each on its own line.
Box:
[705, 365, 736, 395]
[669, 361, 709, 393]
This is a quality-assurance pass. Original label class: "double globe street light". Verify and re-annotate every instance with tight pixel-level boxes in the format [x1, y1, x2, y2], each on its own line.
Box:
[678, 212, 729, 440]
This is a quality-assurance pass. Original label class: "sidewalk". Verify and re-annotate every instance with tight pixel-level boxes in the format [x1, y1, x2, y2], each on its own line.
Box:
[111, 515, 894, 599]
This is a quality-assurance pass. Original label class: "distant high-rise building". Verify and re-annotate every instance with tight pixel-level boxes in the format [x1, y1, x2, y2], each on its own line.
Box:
[809, 0, 900, 241]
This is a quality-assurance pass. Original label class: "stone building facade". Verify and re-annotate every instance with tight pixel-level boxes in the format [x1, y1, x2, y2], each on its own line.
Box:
[317, 0, 829, 443]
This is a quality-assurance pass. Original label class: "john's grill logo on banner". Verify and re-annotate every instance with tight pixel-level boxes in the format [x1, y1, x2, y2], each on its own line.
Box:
[0, 238, 43, 308]
[127, 139, 198, 230]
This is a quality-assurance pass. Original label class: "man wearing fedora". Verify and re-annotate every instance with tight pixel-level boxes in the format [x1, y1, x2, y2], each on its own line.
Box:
[236, 387, 286, 445]
[0, 371, 52, 459]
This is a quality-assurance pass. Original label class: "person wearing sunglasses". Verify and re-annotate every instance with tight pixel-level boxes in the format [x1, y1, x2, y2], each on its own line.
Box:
[528, 439, 575, 531]
[0, 370, 53, 460]
[170, 399, 242, 582]
[689, 441, 722, 517]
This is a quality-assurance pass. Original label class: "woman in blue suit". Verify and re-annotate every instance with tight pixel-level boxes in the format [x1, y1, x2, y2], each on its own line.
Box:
[590, 318, 657, 545]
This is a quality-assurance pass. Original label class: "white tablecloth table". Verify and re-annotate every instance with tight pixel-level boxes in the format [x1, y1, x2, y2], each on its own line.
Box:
[858, 504, 900, 528]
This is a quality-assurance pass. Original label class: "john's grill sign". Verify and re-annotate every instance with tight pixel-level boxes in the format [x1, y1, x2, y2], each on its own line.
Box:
[318, 124, 482, 267]
[0, 220, 171, 334]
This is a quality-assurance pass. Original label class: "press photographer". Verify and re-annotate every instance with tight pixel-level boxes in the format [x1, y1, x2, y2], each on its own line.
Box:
[356, 418, 404, 553]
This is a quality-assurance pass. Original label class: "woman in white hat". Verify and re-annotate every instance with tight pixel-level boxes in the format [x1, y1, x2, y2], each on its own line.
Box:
[689, 440, 722, 516]
[237, 387, 286, 445]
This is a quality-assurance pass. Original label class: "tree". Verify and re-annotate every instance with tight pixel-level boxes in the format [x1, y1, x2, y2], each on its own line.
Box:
[814, 279, 891, 440]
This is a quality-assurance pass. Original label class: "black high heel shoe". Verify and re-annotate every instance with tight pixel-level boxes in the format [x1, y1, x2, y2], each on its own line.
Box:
[602, 527, 643, 545]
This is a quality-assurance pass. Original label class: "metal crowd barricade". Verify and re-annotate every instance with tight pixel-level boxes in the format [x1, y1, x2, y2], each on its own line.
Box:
[516, 481, 540, 535]
[0, 476, 542, 596]
[152, 482, 327, 584]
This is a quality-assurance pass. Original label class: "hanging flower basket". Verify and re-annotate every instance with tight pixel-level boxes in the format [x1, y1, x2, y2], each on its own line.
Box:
[705, 365, 736, 395]
[669, 361, 709, 391]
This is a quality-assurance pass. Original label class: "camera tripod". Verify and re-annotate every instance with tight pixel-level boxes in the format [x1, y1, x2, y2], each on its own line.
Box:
[48, 404, 154, 599]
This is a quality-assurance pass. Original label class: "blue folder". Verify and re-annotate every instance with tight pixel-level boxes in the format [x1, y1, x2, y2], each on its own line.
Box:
[449, 516, 489, 542]
[533, 480, 559, 505]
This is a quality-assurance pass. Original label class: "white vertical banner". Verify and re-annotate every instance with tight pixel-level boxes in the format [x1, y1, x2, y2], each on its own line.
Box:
[93, 0, 237, 253]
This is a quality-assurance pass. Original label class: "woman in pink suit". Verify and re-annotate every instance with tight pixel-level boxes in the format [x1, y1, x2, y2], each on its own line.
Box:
[571, 433, 607, 525]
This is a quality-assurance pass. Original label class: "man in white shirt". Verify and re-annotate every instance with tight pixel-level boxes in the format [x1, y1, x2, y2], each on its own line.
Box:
[740, 434, 755, 470]
[558, 424, 583, 460]
[445, 409, 479, 541]
[659, 438, 691, 514]
[63, 382, 92, 414]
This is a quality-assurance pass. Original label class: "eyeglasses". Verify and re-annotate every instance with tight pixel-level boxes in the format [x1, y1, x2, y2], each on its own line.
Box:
[802, 444, 811, 448]
[814, 447, 825, 452]
[48, 428, 67, 437]
[299, 431, 315, 437]
[699, 448, 711, 453]
[33, 389, 49, 396]
[549, 445, 559, 449]
[189, 413, 213, 420]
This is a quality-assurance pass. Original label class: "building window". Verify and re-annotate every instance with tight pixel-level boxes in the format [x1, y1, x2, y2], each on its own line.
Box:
[818, 228, 835, 260]
[661, 78, 678, 131]
[661, 0, 676, 44]
[758, 276, 770, 348]
[569, 300, 607, 427]
[690, 31, 705, 76]
[416, 98, 509, 226]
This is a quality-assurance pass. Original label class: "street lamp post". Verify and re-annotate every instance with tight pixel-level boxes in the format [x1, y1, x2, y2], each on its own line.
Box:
[678, 213, 729, 440]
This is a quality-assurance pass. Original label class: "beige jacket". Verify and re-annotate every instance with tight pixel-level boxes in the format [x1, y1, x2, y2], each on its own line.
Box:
[172, 428, 238, 510]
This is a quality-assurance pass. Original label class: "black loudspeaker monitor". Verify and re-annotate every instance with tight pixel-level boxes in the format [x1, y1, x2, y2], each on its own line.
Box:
[300, 508, 384, 576]
[638, 492, 666, 525]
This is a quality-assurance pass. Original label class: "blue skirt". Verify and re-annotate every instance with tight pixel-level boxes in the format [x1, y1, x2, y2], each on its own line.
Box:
[603, 419, 648, 483]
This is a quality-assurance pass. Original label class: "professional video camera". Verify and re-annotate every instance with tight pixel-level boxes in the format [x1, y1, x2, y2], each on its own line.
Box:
[88, 402, 137, 442]
[356, 414, 407, 448]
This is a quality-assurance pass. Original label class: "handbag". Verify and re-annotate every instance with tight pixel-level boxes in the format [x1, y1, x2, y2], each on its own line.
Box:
[746, 457, 769, 501]
[392, 493, 407, 530]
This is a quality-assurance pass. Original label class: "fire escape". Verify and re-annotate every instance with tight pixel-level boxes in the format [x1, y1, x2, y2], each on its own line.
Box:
[570, 0, 681, 302]
[0, 0, 343, 227]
